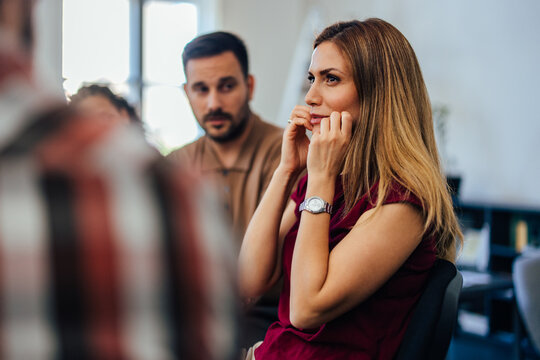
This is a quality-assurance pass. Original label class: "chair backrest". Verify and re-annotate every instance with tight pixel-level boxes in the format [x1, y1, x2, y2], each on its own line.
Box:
[394, 258, 463, 360]
[513, 252, 540, 355]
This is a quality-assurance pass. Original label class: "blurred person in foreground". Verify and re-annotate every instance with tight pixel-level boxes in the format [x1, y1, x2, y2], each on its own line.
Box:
[69, 84, 144, 129]
[167, 31, 283, 347]
[0, 1, 236, 359]
[239, 18, 463, 359]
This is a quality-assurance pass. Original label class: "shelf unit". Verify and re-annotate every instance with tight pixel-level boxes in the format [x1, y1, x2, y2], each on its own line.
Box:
[454, 200, 540, 356]
[456, 201, 540, 275]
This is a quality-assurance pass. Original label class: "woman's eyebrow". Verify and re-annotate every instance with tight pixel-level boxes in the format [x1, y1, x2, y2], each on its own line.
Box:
[309, 68, 346, 76]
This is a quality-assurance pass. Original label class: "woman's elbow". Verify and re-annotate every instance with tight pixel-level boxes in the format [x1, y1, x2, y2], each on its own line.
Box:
[289, 305, 323, 329]
[238, 275, 261, 299]
[239, 285, 263, 300]
[289, 311, 309, 329]
[238, 272, 274, 299]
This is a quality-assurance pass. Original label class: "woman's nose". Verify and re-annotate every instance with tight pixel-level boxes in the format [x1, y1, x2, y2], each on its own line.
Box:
[304, 83, 321, 107]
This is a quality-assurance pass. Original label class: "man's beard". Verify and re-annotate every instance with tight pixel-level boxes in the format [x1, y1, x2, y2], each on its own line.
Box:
[204, 104, 250, 143]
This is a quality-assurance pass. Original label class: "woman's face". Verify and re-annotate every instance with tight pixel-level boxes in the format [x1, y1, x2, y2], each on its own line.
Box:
[305, 41, 360, 132]
[77, 95, 130, 125]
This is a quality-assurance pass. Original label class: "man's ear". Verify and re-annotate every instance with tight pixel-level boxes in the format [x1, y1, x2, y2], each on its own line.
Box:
[247, 75, 255, 101]
[183, 83, 188, 95]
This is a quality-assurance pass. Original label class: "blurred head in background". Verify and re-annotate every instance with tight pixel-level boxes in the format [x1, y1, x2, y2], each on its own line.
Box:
[0, 0, 35, 81]
[0, 0, 34, 52]
[69, 84, 143, 128]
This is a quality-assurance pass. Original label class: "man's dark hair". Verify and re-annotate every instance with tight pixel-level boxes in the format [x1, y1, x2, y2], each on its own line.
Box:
[182, 31, 249, 78]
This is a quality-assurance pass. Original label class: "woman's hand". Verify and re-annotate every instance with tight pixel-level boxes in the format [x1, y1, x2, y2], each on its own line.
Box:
[279, 105, 313, 175]
[307, 111, 352, 179]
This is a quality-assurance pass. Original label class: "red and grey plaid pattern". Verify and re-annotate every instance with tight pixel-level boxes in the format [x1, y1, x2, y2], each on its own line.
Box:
[0, 69, 237, 360]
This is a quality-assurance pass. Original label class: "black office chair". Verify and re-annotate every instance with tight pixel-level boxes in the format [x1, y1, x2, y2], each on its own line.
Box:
[395, 258, 463, 360]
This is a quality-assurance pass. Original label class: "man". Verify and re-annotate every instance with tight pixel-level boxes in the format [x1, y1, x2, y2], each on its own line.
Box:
[0, 1, 236, 359]
[169, 31, 283, 241]
[168, 31, 284, 347]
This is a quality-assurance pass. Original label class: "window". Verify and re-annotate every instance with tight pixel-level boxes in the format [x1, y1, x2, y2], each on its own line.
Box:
[62, 0, 130, 91]
[62, 0, 203, 153]
[142, 1, 200, 152]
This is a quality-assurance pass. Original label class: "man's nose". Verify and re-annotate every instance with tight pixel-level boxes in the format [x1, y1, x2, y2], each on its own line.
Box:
[207, 89, 223, 112]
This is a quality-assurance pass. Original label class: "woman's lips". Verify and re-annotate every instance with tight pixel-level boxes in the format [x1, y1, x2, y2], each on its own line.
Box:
[310, 114, 327, 125]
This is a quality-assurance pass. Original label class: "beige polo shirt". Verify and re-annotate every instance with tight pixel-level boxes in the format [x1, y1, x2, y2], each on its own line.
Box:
[168, 113, 283, 246]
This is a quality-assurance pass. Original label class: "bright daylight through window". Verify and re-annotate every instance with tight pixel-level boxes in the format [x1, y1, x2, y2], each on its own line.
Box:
[62, 0, 200, 153]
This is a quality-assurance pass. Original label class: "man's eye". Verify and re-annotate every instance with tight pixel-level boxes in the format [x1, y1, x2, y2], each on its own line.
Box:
[221, 83, 235, 92]
[194, 87, 208, 93]
[307, 75, 315, 84]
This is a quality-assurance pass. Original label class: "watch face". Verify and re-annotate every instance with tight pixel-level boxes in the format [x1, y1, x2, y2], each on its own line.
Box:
[307, 197, 325, 212]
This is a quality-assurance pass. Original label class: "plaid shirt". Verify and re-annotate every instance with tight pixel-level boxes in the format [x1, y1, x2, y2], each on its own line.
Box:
[0, 52, 237, 360]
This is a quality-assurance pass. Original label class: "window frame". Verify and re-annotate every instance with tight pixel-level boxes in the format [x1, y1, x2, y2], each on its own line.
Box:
[129, 0, 220, 111]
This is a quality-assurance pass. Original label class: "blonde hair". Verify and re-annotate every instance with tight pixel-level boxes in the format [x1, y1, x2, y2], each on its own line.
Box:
[314, 19, 462, 260]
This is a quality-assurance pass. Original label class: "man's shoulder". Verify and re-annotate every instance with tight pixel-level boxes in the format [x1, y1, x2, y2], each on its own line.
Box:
[256, 116, 283, 135]
[167, 136, 205, 163]
[251, 115, 283, 145]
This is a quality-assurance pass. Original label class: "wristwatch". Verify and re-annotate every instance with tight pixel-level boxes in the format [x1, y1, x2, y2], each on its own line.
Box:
[299, 196, 333, 215]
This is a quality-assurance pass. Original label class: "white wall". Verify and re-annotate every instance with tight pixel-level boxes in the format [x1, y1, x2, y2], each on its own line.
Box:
[221, 0, 540, 208]
[34, 0, 64, 97]
[35, 0, 540, 207]
[220, 0, 307, 124]
[377, 0, 540, 208]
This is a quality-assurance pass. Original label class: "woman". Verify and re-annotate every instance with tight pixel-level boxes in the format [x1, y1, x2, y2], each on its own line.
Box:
[69, 84, 143, 128]
[238, 18, 462, 359]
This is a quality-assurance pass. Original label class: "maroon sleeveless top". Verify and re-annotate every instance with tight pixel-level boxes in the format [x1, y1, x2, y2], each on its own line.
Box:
[255, 175, 436, 359]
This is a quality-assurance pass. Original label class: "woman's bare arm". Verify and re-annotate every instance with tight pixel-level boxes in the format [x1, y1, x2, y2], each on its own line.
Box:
[238, 167, 298, 298]
[289, 201, 424, 329]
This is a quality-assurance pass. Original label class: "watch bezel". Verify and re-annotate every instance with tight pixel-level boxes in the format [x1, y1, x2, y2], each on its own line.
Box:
[307, 197, 325, 213]
[299, 196, 332, 215]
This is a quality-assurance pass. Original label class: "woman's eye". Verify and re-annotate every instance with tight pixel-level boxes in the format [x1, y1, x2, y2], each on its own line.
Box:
[326, 75, 340, 84]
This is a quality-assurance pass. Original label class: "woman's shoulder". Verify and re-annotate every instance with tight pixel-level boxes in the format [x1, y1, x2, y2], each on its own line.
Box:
[383, 181, 422, 208]
[349, 179, 422, 216]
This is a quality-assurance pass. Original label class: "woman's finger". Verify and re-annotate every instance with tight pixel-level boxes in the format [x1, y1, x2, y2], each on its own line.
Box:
[319, 116, 330, 135]
[289, 106, 310, 121]
[291, 105, 311, 114]
[341, 111, 353, 139]
[329, 111, 341, 135]
[289, 106, 312, 130]
[289, 117, 312, 131]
